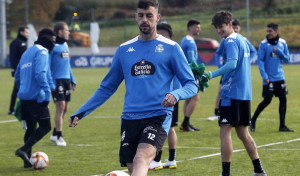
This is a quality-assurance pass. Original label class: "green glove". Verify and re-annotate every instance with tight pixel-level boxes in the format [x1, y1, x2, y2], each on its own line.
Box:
[200, 71, 212, 83]
[190, 61, 205, 77]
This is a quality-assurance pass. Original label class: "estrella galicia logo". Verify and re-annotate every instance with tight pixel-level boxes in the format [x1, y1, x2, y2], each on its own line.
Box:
[131, 60, 155, 77]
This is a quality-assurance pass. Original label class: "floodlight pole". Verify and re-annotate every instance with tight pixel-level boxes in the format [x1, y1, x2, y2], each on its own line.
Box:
[246, 0, 250, 39]
[0, 0, 7, 67]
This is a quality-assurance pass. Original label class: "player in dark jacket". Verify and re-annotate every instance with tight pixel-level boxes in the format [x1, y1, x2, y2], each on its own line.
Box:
[8, 26, 29, 115]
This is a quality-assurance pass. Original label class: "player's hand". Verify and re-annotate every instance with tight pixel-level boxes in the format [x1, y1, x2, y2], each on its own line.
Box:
[264, 79, 269, 83]
[69, 116, 79, 127]
[161, 94, 177, 107]
[72, 84, 77, 91]
[200, 71, 212, 83]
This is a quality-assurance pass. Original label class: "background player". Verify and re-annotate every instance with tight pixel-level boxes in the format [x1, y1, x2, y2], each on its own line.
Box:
[250, 23, 293, 132]
[201, 11, 267, 176]
[49, 22, 77, 146]
[180, 19, 201, 131]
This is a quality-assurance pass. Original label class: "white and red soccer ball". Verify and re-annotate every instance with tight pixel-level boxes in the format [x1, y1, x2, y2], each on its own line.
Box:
[29, 152, 49, 170]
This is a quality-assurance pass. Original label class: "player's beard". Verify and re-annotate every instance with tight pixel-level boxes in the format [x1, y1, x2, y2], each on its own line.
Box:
[139, 23, 152, 35]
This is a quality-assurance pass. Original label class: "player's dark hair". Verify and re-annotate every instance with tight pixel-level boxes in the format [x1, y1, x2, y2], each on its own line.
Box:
[232, 18, 240, 26]
[54, 22, 67, 36]
[212, 11, 233, 27]
[187, 19, 200, 30]
[267, 23, 279, 31]
[18, 26, 29, 35]
[137, 0, 159, 9]
[157, 23, 173, 38]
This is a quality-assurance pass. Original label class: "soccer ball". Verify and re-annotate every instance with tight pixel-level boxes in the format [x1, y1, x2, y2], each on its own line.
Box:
[29, 152, 49, 170]
[105, 170, 130, 176]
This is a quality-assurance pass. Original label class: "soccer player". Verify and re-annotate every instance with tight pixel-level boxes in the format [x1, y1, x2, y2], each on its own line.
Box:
[49, 22, 77, 146]
[180, 19, 201, 131]
[149, 23, 178, 170]
[8, 26, 29, 115]
[69, 1, 198, 176]
[14, 28, 56, 168]
[207, 18, 257, 121]
[250, 23, 293, 132]
[200, 11, 267, 176]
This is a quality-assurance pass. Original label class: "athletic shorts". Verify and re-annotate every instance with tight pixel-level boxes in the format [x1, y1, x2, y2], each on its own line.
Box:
[219, 98, 251, 127]
[52, 79, 71, 102]
[263, 80, 288, 98]
[21, 100, 50, 121]
[171, 102, 179, 127]
[119, 115, 169, 166]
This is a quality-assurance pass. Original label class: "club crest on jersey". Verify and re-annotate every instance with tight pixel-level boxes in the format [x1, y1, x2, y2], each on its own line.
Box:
[131, 60, 155, 77]
[61, 50, 69, 58]
[155, 44, 164, 52]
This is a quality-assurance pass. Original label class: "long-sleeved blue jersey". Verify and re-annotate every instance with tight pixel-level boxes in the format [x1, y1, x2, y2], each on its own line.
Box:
[50, 42, 76, 84]
[212, 33, 252, 102]
[257, 38, 289, 85]
[15, 44, 54, 102]
[72, 35, 198, 120]
[215, 36, 256, 68]
[181, 35, 198, 63]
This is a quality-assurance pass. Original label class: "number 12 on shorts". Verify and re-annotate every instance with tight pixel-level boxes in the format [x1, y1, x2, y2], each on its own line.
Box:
[148, 133, 155, 140]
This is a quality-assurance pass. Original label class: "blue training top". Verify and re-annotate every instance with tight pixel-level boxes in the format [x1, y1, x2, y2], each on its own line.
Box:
[212, 33, 252, 102]
[181, 35, 198, 63]
[50, 42, 76, 84]
[215, 36, 257, 68]
[257, 38, 289, 85]
[72, 35, 198, 120]
[15, 44, 53, 102]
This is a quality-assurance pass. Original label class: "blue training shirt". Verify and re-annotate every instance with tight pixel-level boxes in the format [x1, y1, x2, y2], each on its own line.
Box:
[72, 35, 198, 120]
[212, 33, 252, 102]
[15, 44, 53, 102]
[257, 38, 289, 85]
[215, 36, 256, 68]
[181, 35, 198, 63]
[50, 42, 76, 84]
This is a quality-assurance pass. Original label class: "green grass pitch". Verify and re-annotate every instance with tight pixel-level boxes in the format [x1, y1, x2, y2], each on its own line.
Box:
[0, 65, 299, 176]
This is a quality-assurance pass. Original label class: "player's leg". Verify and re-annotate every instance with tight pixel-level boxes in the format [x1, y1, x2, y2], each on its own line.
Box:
[220, 126, 232, 176]
[180, 93, 200, 131]
[235, 126, 266, 175]
[132, 143, 156, 176]
[163, 127, 177, 169]
[208, 83, 221, 121]
[251, 84, 273, 131]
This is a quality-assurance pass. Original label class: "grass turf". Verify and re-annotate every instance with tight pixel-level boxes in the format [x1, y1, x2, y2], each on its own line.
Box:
[0, 65, 299, 176]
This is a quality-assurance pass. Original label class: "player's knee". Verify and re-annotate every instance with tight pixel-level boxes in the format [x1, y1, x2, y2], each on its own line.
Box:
[263, 97, 272, 105]
[133, 154, 148, 166]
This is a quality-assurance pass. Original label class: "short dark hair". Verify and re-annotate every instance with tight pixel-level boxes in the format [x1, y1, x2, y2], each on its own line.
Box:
[232, 18, 240, 26]
[54, 22, 67, 35]
[267, 23, 279, 31]
[137, 0, 159, 9]
[212, 11, 233, 27]
[187, 19, 200, 30]
[157, 23, 173, 38]
[18, 26, 29, 35]
[38, 28, 55, 38]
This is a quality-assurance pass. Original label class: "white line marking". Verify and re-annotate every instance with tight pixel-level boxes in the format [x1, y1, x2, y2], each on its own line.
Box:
[0, 119, 18, 124]
[93, 138, 300, 176]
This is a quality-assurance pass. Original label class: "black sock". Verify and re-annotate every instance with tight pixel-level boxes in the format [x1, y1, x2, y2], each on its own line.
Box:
[169, 149, 176, 161]
[252, 158, 265, 173]
[222, 162, 231, 176]
[52, 128, 57, 136]
[183, 116, 190, 125]
[56, 131, 62, 139]
[215, 108, 219, 116]
[154, 150, 162, 162]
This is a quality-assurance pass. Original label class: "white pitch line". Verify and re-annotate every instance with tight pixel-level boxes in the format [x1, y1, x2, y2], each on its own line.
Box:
[93, 138, 300, 176]
[0, 119, 18, 124]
